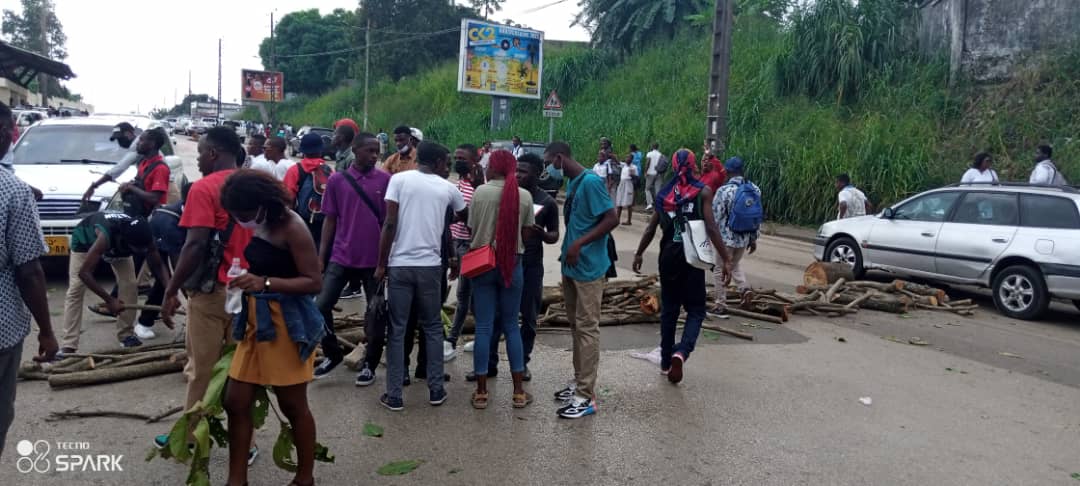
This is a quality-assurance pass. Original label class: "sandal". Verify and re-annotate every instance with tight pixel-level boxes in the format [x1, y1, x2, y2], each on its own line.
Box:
[512, 392, 533, 409]
[471, 391, 489, 410]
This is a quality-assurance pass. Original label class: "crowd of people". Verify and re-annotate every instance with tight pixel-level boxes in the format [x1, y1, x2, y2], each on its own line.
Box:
[1, 93, 1075, 483]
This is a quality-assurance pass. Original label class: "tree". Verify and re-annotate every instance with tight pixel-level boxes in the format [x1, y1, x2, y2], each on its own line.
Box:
[574, 0, 710, 52]
[470, 0, 504, 20]
[2, 0, 71, 100]
[258, 8, 360, 96]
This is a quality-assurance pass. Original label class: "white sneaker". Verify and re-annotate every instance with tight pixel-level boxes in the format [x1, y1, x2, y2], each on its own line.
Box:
[134, 324, 156, 340]
[442, 340, 456, 362]
[463, 340, 475, 353]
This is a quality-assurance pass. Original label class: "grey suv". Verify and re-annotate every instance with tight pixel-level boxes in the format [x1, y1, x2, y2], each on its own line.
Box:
[814, 183, 1080, 320]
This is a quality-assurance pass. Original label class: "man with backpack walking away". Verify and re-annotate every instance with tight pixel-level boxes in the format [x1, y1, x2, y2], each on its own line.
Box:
[284, 132, 335, 248]
[1029, 145, 1068, 186]
[709, 157, 762, 317]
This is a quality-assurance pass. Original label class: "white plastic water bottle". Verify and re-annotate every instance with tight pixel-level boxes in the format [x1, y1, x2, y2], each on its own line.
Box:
[225, 257, 246, 314]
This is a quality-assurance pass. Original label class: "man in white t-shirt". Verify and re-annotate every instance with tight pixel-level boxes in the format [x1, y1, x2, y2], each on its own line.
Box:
[644, 143, 663, 210]
[245, 134, 271, 171]
[1029, 145, 1068, 186]
[261, 136, 295, 181]
[836, 173, 871, 219]
[375, 141, 466, 411]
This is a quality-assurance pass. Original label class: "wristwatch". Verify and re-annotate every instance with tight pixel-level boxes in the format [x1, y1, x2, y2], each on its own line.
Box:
[263, 277, 271, 292]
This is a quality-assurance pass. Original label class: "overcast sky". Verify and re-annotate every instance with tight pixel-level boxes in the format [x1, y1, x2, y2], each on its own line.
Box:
[9, 0, 588, 114]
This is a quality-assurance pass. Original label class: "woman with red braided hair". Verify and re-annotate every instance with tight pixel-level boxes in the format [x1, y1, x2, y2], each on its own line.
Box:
[466, 150, 536, 409]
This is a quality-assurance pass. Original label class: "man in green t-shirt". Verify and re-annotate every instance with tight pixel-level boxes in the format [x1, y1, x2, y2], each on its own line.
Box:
[60, 212, 171, 355]
[544, 142, 619, 419]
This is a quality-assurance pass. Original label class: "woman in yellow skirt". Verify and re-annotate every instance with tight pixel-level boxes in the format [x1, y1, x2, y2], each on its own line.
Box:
[221, 170, 325, 486]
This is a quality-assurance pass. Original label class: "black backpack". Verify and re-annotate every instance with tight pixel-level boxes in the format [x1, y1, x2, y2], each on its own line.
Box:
[295, 163, 333, 224]
[121, 159, 167, 218]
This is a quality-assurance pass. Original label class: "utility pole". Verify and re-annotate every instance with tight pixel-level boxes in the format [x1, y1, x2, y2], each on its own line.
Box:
[705, 0, 733, 154]
[217, 38, 223, 120]
[270, 11, 276, 125]
[363, 13, 371, 130]
[188, 70, 192, 96]
[38, 4, 49, 104]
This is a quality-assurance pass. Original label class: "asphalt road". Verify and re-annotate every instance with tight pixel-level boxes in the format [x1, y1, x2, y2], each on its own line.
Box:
[5, 137, 1079, 485]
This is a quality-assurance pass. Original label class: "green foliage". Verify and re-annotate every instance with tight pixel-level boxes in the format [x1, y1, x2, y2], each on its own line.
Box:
[470, 0, 504, 20]
[377, 459, 423, 476]
[269, 15, 1080, 226]
[774, 0, 917, 104]
[2, 0, 66, 60]
[362, 422, 384, 438]
[259, 9, 359, 96]
[148, 346, 334, 485]
[575, 0, 709, 52]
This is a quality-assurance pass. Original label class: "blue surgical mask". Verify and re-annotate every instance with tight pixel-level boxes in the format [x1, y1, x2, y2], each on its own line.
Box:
[545, 163, 563, 183]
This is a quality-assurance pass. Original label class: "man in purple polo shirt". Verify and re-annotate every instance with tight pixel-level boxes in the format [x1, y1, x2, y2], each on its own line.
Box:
[313, 132, 391, 381]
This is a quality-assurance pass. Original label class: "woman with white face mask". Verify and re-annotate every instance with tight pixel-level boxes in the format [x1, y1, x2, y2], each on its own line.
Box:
[219, 169, 325, 486]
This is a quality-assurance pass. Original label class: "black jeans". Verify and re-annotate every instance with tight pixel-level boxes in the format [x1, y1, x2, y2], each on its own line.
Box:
[659, 259, 706, 370]
[487, 259, 543, 370]
[315, 263, 377, 364]
[138, 252, 177, 327]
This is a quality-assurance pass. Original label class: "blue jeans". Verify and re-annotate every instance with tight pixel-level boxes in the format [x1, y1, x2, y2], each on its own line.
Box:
[659, 262, 706, 370]
[488, 259, 543, 370]
[447, 239, 472, 346]
[471, 258, 525, 375]
[385, 266, 445, 401]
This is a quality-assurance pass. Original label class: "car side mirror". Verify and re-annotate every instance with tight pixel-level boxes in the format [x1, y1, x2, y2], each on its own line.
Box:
[882, 207, 895, 219]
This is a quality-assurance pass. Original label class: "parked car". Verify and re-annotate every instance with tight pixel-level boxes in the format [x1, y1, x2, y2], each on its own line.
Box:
[289, 126, 335, 158]
[490, 140, 560, 196]
[12, 109, 48, 129]
[814, 182, 1080, 320]
[10, 117, 184, 258]
[221, 120, 246, 144]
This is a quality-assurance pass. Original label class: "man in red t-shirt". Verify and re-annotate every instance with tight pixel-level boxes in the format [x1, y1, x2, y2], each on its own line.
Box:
[162, 127, 253, 420]
[118, 129, 171, 216]
[699, 151, 727, 193]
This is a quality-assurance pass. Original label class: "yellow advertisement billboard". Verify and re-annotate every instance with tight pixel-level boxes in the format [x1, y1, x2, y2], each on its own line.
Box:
[457, 19, 543, 100]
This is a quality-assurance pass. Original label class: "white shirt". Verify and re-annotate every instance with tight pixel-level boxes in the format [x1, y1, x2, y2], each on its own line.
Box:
[1029, 160, 1067, 186]
[593, 161, 609, 178]
[620, 163, 635, 181]
[270, 158, 295, 181]
[385, 169, 466, 267]
[511, 145, 525, 158]
[248, 154, 274, 175]
[961, 167, 998, 184]
[838, 186, 868, 219]
[645, 150, 662, 176]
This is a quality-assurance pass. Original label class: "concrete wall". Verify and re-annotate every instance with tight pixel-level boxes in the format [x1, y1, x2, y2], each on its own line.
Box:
[918, 0, 1080, 81]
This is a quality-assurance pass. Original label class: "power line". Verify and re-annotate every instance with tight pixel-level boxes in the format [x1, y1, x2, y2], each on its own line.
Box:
[524, 0, 571, 14]
[274, 27, 460, 59]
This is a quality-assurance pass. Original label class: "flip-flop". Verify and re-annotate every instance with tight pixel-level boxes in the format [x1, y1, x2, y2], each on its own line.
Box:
[512, 392, 533, 409]
[471, 391, 489, 410]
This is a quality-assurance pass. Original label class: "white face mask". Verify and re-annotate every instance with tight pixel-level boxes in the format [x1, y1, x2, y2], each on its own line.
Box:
[236, 208, 265, 230]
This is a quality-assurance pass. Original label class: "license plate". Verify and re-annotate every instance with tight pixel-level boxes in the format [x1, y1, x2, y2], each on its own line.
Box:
[45, 236, 69, 256]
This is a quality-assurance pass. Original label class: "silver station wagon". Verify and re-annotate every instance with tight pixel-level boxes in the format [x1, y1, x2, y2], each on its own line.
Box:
[814, 183, 1080, 320]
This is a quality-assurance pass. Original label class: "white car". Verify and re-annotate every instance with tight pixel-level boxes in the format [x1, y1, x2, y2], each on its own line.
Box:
[10, 117, 182, 258]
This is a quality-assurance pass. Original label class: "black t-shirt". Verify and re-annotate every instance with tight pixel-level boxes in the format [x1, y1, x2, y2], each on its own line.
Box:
[70, 212, 136, 257]
[524, 186, 559, 265]
[657, 193, 705, 279]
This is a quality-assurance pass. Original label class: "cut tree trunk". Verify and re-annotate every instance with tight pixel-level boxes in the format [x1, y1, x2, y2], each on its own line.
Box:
[893, 280, 949, 302]
[48, 360, 185, 389]
[803, 262, 855, 287]
[831, 292, 911, 313]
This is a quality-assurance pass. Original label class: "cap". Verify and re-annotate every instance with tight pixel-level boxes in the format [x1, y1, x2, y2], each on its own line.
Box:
[410, 127, 424, 142]
[299, 132, 324, 154]
[110, 122, 135, 141]
[334, 118, 360, 134]
[724, 156, 745, 173]
[121, 217, 152, 249]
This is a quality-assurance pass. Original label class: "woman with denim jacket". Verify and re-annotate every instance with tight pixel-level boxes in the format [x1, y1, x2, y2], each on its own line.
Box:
[220, 170, 324, 486]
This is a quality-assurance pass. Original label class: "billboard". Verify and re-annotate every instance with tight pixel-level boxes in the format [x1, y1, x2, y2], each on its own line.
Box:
[241, 69, 284, 103]
[457, 19, 543, 100]
[191, 102, 242, 118]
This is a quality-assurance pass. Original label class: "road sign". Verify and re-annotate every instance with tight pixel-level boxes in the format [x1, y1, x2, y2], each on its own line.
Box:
[543, 90, 563, 110]
[543, 109, 563, 118]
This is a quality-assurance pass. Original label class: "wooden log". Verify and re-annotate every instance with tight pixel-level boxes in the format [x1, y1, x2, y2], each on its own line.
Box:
[803, 262, 855, 288]
[701, 324, 754, 341]
[845, 281, 900, 293]
[892, 280, 948, 302]
[48, 360, 185, 389]
[824, 278, 847, 303]
[96, 349, 186, 369]
[844, 290, 876, 310]
[723, 307, 785, 324]
[831, 292, 911, 313]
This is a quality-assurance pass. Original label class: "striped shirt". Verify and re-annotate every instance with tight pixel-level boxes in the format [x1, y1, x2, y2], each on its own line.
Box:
[450, 179, 475, 240]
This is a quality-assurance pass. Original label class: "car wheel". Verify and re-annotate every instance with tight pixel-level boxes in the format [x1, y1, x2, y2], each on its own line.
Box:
[824, 237, 865, 279]
[992, 265, 1049, 320]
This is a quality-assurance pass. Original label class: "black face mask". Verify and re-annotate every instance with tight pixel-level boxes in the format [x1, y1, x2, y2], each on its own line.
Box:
[454, 160, 471, 176]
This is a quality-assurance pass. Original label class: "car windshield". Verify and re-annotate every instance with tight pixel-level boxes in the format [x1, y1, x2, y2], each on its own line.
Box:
[310, 129, 333, 137]
[11, 125, 128, 165]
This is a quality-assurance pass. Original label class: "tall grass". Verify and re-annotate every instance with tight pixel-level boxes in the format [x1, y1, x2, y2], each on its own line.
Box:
[262, 17, 1080, 226]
